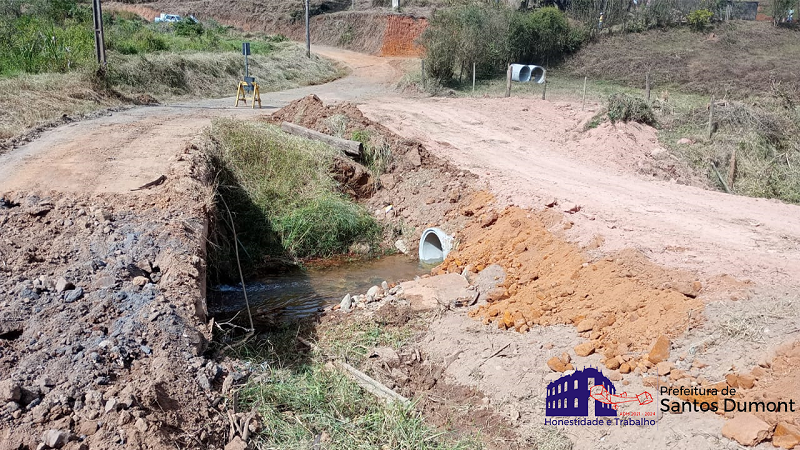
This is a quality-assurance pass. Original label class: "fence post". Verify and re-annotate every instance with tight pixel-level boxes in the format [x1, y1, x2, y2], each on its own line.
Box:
[645, 72, 651, 102]
[421, 59, 426, 91]
[505, 65, 512, 98]
[708, 95, 715, 139]
[582, 76, 587, 111]
[472, 62, 476, 93]
[542, 79, 547, 100]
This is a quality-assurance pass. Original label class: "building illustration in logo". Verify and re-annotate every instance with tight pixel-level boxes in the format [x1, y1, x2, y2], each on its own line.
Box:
[546, 367, 618, 417]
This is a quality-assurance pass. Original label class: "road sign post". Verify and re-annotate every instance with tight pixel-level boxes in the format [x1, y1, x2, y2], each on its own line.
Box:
[242, 42, 251, 78]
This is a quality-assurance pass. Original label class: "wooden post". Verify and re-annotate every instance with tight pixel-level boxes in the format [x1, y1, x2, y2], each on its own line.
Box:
[708, 95, 715, 139]
[472, 62, 476, 93]
[645, 72, 651, 102]
[281, 122, 362, 157]
[421, 59, 426, 90]
[582, 76, 587, 111]
[542, 79, 547, 100]
[505, 65, 512, 98]
[305, 0, 311, 58]
[727, 149, 737, 189]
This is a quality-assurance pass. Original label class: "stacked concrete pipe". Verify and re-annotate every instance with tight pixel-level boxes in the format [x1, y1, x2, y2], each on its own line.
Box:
[418, 227, 453, 264]
[511, 64, 546, 84]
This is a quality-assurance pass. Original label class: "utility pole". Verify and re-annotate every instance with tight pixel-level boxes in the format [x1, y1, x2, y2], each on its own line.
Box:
[305, 0, 311, 58]
[91, 0, 107, 67]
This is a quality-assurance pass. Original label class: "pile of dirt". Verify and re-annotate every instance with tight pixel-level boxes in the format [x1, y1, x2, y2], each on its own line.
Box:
[433, 196, 705, 372]
[266, 94, 431, 173]
[0, 146, 234, 449]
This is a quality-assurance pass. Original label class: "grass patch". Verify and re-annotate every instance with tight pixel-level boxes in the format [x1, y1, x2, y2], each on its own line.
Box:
[239, 365, 481, 450]
[606, 93, 657, 126]
[351, 129, 393, 176]
[205, 119, 380, 280]
[316, 320, 418, 364]
[222, 324, 482, 450]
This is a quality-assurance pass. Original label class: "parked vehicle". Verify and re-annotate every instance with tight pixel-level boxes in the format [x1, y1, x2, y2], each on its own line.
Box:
[154, 13, 182, 23]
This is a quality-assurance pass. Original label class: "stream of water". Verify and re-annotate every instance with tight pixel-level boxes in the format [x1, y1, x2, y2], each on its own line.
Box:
[209, 254, 429, 325]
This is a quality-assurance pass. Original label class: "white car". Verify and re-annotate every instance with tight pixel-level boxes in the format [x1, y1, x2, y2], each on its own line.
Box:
[154, 14, 182, 23]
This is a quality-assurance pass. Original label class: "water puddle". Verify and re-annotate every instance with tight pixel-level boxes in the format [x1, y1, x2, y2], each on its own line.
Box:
[209, 254, 430, 325]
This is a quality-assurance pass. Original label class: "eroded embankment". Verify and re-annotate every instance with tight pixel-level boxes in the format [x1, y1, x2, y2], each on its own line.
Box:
[0, 145, 230, 449]
[105, 2, 427, 56]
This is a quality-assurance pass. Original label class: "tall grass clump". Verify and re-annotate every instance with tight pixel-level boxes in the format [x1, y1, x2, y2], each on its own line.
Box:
[606, 93, 657, 126]
[206, 119, 380, 278]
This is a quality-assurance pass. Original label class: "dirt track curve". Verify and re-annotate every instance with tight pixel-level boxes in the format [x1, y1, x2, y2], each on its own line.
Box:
[0, 46, 404, 194]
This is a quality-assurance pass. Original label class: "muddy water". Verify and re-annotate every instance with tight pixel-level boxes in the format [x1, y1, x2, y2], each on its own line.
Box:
[209, 254, 429, 324]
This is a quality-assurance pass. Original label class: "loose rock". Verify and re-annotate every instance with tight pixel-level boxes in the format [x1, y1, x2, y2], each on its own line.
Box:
[721, 413, 772, 446]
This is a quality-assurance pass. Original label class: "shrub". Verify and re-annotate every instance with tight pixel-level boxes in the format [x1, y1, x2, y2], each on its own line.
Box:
[606, 93, 657, 126]
[688, 9, 713, 32]
[421, 4, 578, 83]
[173, 18, 204, 37]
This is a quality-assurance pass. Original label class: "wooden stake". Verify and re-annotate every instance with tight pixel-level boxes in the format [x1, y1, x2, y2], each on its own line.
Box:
[582, 76, 587, 111]
[645, 72, 651, 102]
[542, 79, 547, 100]
[297, 337, 410, 406]
[708, 95, 715, 139]
[727, 149, 737, 190]
[421, 59, 426, 90]
[472, 62, 476, 93]
[505, 65, 512, 98]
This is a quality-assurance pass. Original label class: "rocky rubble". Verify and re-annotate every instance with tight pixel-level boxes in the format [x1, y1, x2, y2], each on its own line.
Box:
[0, 146, 236, 449]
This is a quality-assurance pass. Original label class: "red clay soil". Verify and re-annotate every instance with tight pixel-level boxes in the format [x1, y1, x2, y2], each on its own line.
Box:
[434, 194, 705, 371]
[379, 15, 427, 57]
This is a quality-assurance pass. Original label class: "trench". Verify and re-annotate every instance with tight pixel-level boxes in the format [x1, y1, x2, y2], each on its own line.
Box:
[208, 254, 430, 328]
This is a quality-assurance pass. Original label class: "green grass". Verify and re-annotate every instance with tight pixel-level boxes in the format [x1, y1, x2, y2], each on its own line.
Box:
[221, 324, 482, 450]
[0, 1, 342, 142]
[351, 129, 393, 176]
[206, 119, 381, 280]
[0, 1, 284, 77]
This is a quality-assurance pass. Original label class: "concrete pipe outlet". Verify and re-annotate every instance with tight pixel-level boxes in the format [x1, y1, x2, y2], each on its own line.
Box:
[511, 64, 532, 82]
[418, 227, 453, 264]
[528, 65, 546, 84]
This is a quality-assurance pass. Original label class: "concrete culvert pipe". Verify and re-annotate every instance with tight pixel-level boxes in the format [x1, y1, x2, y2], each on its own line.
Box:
[511, 64, 532, 82]
[418, 227, 453, 264]
[528, 65, 546, 84]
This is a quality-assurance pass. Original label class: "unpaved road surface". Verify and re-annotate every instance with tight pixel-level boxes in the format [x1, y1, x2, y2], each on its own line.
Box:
[0, 46, 404, 194]
[361, 96, 800, 288]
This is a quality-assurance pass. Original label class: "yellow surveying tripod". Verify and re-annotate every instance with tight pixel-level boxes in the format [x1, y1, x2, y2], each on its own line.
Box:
[235, 76, 261, 108]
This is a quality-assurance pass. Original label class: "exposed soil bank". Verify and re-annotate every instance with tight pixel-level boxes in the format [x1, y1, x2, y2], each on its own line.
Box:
[106, 2, 428, 56]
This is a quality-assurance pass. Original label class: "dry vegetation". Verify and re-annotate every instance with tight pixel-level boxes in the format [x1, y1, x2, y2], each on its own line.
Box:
[564, 21, 800, 98]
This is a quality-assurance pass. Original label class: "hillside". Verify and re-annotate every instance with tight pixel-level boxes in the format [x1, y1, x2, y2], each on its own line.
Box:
[108, 0, 441, 56]
[563, 21, 800, 98]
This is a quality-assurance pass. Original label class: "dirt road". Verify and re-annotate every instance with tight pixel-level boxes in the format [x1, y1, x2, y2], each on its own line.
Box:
[361, 96, 800, 288]
[0, 45, 403, 194]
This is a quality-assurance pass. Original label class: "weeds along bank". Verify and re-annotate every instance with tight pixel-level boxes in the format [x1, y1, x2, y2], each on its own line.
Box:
[202, 118, 380, 282]
[0, 1, 341, 144]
